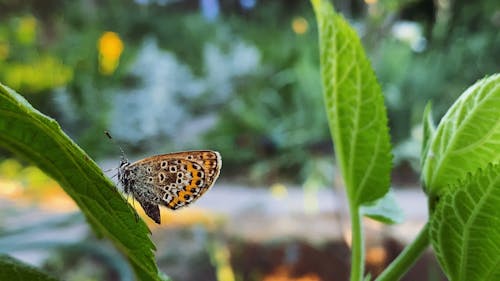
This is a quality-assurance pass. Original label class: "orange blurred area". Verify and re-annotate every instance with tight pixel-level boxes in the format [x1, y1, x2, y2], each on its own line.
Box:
[366, 246, 388, 275]
[0, 178, 77, 212]
[292, 17, 308, 35]
[143, 206, 222, 230]
[0, 159, 77, 213]
[97, 31, 124, 75]
[263, 266, 321, 281]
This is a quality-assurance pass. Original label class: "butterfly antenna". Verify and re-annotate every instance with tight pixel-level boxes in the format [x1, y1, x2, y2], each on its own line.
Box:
[104, 130, 128, 162]
[105, 131, 139, 223]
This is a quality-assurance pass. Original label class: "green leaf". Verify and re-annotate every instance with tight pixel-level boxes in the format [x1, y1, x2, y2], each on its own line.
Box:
[0, 255, 60, 281]
[430, 164, 500, 281]
[361, 190, 404, 224]
[311, 0, 392, 205]
[422, 74, 500, 195]
[420, 102, 435, 171]
[0, 83, 162, 281]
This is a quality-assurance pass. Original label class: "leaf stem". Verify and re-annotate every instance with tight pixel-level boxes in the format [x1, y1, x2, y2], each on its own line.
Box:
[350, 205, 364, 281]
[375, 222, 430, 281]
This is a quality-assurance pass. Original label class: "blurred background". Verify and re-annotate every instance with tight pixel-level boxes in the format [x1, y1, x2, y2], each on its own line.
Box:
[0, 0, 498, 280]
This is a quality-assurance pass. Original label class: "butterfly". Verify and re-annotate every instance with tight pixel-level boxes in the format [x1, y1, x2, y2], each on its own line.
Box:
[117, 150, 222, 224]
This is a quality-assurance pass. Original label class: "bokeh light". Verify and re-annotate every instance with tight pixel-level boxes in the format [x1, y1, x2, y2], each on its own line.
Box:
[16, 16, 36, 45]
[4, 56, 73, 92]
[292, 17, 308, 35]
[97, 31, 124, 75]
[0, 42, 9, 60]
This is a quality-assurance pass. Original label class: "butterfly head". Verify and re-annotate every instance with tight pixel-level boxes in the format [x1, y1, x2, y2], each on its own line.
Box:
[117, 156, 132, 191]
[119, 155, 130, 169]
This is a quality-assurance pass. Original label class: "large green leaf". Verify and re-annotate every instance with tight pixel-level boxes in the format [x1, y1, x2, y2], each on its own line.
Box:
[0, 255, 59, 281]
[422, 74, 500, 195]
[0, 83, 163, 281]
[430, 164, 500, 281]
[311, 0, 392, 206]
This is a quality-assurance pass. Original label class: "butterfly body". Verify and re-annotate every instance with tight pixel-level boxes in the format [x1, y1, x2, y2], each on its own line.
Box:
[118, 150, 222, 224]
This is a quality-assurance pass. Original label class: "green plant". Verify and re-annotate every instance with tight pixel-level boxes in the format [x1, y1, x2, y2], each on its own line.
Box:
[0, 84, 169, 280]
[311, 1, 500, 281]
[1, 1, 499, 279]
[0, 255, 59, 281]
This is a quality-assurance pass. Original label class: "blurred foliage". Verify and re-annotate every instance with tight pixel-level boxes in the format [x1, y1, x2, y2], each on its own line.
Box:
[0, 255, 59, 281]
[0, 15, 73, 93]
[0, 158, 65, 205]
[0, 0, 498, 182]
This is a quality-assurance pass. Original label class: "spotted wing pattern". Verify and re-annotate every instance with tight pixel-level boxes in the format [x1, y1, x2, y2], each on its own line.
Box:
[126, 151, 221, 216]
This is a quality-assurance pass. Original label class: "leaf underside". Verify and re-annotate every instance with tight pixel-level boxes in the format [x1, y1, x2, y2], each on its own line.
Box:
[361, 190, 404, 224]
[421, 102, 435, 171]
[0, 84, 161, 281]
[312, 0, 393, 208]
[422, 74, 500, 195]
[430, 164, 500, 281]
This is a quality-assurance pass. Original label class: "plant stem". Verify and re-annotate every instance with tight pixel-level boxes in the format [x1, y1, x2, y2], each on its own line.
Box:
[375, 222, 430, 281]
[350, 205, 364, 281]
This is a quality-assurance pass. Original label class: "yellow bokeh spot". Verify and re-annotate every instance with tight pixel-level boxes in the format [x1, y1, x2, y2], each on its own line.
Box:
[0, 159, 23, 178]
[0, 180, 23, 197]
[270, 183, 288, 199]
[366, 246, 387, 265]
[0, 42, 10, 60]
[292, 17, 308, 35]
[97, 31, 124, 75]
[365, 0, 378, 4]
[209, 240, 236, 281]
[4, 55, 73, 93]
[16, 16, 37, 45]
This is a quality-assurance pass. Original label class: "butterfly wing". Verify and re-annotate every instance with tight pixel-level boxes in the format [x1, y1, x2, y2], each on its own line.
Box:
[137, 199, 161, 224]
[130, 150, 222, 211]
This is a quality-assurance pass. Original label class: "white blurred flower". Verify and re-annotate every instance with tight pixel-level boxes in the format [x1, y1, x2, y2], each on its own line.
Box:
[391, 21, 427, 52]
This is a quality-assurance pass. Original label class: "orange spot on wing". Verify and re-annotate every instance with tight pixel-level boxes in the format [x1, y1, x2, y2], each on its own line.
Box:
[186, 163, 203, 191]
[187, 163, 198, 173]
[168, 197, 180, 208]
[204, 160, 215, 169]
